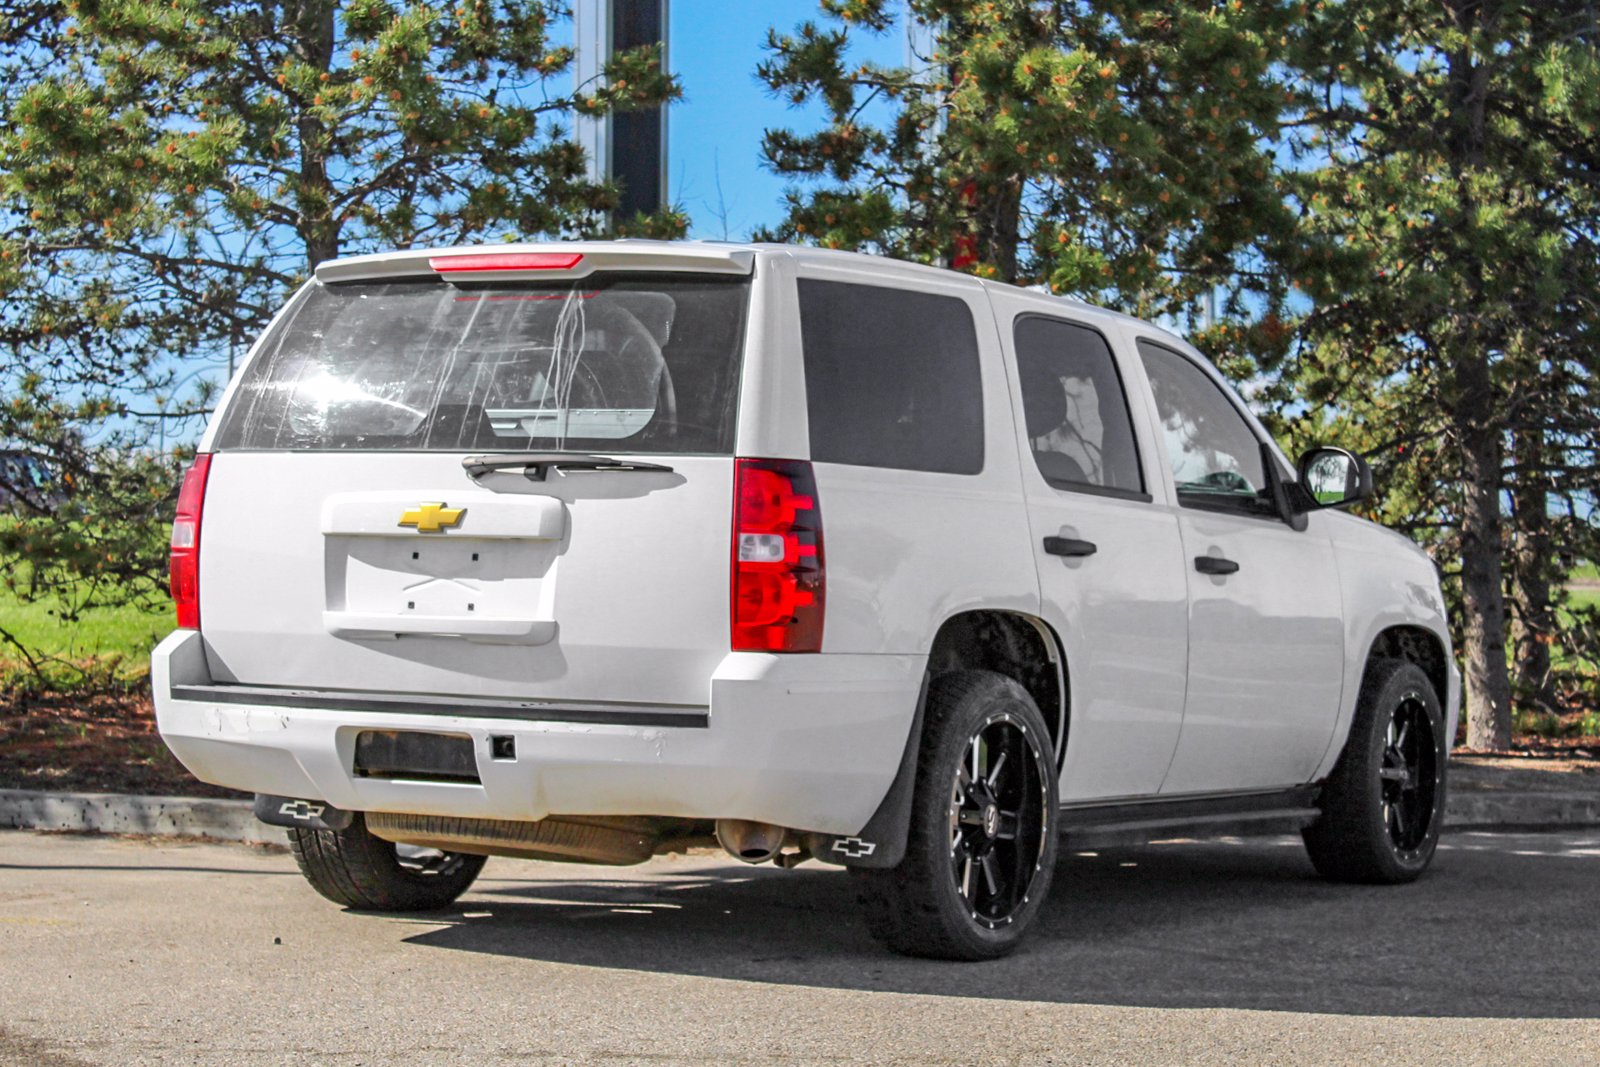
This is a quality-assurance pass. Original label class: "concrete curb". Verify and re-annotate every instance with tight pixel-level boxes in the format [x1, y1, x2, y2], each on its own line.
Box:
[0, 788, 280, 846]
[1444, 790, 1600, 830]
[1, 784, 1596, 846]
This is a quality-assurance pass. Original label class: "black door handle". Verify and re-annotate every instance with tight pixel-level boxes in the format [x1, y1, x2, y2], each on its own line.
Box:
[1194, 555, 1240, 576]
[1043, 536, 1098, 558]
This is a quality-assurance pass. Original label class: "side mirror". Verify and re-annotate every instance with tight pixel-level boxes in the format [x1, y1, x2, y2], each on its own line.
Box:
[1297, 447, 1373, 509]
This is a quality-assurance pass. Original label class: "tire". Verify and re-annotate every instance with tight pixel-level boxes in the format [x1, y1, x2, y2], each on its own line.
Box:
[288, 812, 487, 911]
[1303, 658, 1447, 883]
[854, 670, 1060, 960]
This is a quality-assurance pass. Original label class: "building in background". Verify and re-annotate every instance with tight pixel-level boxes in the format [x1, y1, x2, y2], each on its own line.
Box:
[577, 1, 908, 239]
[573, 0, 669, 223]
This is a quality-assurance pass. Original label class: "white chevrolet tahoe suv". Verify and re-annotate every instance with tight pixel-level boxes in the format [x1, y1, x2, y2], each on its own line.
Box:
[154, 241, 1459, 960]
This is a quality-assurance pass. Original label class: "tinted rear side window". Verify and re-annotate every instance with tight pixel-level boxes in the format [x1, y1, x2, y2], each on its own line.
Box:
[797, 279, 983, 475]
[214, 273, 749, 454]
[1013, 316, 1144, 496]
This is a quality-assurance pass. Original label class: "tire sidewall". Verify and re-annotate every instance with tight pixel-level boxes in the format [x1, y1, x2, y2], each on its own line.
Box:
[914, 672, 1060, 958]
[1357, 664, 1447, 877]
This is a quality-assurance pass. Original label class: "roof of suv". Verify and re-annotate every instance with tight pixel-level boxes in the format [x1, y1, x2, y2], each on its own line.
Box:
[313, 239, 1193, 355]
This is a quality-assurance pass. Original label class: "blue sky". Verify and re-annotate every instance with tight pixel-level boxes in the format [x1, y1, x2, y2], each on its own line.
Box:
[665, 1, 905, 239]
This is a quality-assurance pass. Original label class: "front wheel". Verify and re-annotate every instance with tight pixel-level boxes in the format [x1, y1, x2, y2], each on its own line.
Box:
[288, 812, 487, 911]
[1303, 658, 1447, 883]
[854, 670, 1060, 960]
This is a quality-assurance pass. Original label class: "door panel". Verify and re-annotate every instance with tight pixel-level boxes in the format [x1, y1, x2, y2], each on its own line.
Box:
[1161, 510, 1345, 792]
[994, 298, 1189, 801]
[1132, 337, 1346, 793]
[1033, 496, 1190, 800]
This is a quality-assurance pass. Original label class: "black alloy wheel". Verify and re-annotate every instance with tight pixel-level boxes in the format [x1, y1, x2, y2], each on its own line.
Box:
[855, 670, 1059, 960]
[949, 713, 1052, 930]
[1304, 657, 1447, 883]
[1379, 694, 1439, 857]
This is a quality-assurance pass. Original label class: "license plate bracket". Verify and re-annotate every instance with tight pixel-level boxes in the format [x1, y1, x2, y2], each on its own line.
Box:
[353, 730, 480, 784]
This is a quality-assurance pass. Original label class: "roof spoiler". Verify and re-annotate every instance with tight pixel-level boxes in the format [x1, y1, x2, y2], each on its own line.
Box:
[314, 242, 757, 284]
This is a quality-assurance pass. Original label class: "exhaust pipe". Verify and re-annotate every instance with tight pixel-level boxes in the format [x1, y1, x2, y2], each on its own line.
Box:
[715, 819, 787, 864]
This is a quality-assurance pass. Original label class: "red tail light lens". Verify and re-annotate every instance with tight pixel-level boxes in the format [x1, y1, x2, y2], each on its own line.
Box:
[169, 454, 212, 630]
[732, 458, 824, 653]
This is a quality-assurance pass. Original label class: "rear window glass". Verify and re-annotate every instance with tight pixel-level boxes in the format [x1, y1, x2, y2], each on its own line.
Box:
[798, 279, 984, 475]
[214, 273, 750, 453]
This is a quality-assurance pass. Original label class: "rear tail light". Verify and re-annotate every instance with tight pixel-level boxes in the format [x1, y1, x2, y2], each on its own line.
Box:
[732, 458, 825, 653]
[169, 454, 212, 630]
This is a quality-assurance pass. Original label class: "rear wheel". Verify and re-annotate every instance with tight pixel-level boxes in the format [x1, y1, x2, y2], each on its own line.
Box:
[854, 670, 1059, 960]
[1303, 658, 1446, 883]
[288, 812, 487, 911]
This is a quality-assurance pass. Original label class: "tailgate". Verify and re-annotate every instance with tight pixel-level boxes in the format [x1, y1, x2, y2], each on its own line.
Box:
[199, 452, 731, 707]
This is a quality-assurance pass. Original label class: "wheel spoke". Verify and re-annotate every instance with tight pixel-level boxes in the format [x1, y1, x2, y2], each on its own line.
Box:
[961, 856, 976, 904]
[986, 750, 1009, 791]
[980, 852, 1001, 898]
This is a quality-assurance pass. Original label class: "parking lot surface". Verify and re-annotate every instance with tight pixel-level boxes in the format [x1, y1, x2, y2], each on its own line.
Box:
[1, 828, 1597, 1065]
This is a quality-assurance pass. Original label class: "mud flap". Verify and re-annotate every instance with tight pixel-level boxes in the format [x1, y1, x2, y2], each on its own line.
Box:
[802, 674, 928, 870]
[253, 794, 354, 832]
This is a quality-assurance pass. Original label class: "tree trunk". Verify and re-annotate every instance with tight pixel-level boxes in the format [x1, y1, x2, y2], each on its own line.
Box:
[1511, 427, 1558, 711]
[1458, 357, 1514, 750]
[977, 176, 1023, 284]
[293, 0, 340, 270]
[1447, 2, 1514, 750]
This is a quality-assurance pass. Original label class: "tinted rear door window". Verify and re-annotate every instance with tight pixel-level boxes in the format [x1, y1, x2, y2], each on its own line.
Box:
[797, 279, 983, 475]
[1012, 316, 1144, 496]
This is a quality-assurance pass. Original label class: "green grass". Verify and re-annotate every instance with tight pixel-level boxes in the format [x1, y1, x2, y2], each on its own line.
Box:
[0, 584, 171, 678]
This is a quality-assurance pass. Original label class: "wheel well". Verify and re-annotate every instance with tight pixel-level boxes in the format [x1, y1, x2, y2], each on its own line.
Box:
[1367, 626, 1448, 708]
[925, 611, 1066, 759]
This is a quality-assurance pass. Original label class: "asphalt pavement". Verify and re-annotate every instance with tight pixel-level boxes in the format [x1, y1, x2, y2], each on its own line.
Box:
[1, 828, 1597, 1066]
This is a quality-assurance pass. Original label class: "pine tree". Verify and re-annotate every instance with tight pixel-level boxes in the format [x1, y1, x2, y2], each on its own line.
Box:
[757, 0, 1304, 358]
[1277, 0, 1600, 747]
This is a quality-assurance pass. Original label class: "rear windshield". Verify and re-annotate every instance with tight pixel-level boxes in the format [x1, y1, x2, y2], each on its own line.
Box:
[213, 273, 750, 453]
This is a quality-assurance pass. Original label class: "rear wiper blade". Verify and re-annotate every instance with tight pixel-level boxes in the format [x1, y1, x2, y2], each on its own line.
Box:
[462, 452, 675, 481]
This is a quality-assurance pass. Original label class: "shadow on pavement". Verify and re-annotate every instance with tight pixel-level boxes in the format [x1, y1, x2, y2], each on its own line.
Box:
[399, 831, 1600, 1019]
[0, 862, 297, 876]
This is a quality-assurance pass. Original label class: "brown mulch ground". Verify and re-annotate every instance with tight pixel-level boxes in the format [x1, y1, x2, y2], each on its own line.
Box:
[0, 690, 246, 798]
[1, 690, 1595, 799]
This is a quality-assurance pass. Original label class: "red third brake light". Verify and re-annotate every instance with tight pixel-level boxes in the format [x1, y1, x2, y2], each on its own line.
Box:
[428, 252, 584, 273]
[169, 454, 212, 630]
[732, 458, 825, 653]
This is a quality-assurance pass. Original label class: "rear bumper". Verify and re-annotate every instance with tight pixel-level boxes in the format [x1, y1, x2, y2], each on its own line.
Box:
[151, 630, 923, 836]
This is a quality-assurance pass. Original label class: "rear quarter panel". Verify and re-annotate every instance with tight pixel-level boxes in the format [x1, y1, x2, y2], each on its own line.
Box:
[769, 252, 1039, 654]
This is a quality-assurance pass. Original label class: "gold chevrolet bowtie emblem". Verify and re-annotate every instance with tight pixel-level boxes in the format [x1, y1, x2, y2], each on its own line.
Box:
[398, 502, 465, 533]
